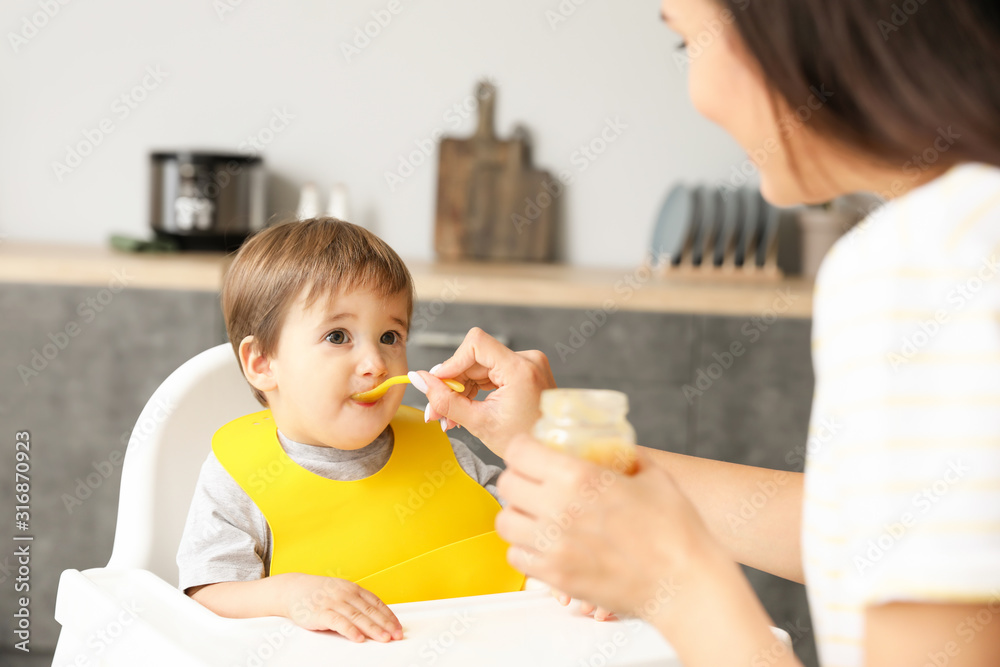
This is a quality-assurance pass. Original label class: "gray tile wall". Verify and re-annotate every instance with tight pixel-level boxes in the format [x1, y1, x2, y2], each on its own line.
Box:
[1, 287, 816, 667]
[689, 315, 816, 667]
[0, 284, 223, 655]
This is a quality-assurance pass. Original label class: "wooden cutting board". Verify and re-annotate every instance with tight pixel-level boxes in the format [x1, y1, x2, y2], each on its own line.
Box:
[435, 81, 557, 262]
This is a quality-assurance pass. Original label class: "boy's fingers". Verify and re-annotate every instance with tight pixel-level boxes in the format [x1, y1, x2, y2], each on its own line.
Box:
[355, 589, 404, 639]
[343, 603, 394, 642]
[319, 609, 365, 642]
[325, 602, 392, 643]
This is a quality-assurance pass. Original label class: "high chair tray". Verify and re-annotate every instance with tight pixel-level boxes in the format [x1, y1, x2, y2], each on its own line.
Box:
[54, 568, 791, 666]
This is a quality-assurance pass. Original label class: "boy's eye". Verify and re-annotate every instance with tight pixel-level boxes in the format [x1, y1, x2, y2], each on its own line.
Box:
[325, 330, 349, 345]
[380, 331, 399, 345]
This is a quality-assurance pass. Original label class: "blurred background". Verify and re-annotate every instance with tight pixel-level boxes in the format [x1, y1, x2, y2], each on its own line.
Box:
[1, 0, 746, 265]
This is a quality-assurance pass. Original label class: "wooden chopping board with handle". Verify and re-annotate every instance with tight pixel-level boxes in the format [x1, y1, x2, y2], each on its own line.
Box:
[435, 81, 557, 262]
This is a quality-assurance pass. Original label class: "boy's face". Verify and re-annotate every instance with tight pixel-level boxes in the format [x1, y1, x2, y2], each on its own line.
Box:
[259, 286, 410, 449]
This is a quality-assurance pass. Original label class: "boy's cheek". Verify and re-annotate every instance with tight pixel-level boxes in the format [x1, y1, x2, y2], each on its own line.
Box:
[391, 353, 408, 375]
[386, 394, 406, 415]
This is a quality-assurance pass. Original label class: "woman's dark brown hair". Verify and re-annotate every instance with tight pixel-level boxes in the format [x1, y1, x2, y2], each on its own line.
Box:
[720, 0, 1000, 171]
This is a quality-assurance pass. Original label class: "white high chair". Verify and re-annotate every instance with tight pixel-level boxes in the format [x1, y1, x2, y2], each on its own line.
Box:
[52, 343, 783, 666]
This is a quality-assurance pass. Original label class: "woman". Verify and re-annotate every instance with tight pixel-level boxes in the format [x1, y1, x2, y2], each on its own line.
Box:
[414, 0, 1000, 665]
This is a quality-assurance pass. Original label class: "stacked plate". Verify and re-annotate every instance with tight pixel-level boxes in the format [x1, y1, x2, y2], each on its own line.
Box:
[649, 184, 784, 271]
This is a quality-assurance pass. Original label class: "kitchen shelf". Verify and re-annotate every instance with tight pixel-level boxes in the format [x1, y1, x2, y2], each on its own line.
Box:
[0, 242, 812, 318]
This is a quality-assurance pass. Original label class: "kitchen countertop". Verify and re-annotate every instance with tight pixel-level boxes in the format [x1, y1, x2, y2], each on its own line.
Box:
[0, 242, 813, 318]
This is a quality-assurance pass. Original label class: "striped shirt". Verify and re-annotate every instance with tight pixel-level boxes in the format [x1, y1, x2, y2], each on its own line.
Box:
[802, 162, 1000, 667]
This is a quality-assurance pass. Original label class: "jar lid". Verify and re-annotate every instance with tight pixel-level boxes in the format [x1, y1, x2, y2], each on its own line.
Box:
[540, 388, 628, 422]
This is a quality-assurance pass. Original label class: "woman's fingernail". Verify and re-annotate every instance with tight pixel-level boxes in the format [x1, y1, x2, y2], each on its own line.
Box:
[440, 418, 448, 432]
[429, 363, 443, 376]
[424, 403, 433, 423]
[408, 371, 428, 393]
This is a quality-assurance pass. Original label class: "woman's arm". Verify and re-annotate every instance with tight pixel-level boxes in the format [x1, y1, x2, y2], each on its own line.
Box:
[646, 546, 802, 667]
[641, 448, 804, 584]
[866, 602, 1000, 665]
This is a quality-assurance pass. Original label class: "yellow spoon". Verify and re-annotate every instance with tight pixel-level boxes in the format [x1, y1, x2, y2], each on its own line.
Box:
[351, 375, 465, 403]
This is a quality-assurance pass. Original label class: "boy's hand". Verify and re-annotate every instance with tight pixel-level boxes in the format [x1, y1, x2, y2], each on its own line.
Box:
[551, 588, 616, 622]
[279, 573, 404, 642]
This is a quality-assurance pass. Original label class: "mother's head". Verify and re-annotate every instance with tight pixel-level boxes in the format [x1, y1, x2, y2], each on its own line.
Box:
[661, 0, 1000, 205]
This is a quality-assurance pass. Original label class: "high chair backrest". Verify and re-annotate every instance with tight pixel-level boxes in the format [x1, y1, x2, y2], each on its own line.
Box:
[106, 343, 260, 584]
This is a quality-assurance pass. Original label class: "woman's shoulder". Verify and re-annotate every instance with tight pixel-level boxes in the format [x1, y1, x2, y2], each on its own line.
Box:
[894, 162, 1000, 262]
[821, 162, 1000, 280]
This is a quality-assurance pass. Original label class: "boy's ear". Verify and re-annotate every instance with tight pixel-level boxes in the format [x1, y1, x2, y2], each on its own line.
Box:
[238, 336, 278, 394]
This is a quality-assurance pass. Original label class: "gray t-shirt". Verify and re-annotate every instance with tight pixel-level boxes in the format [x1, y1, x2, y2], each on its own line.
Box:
[175, 425, 502, 593]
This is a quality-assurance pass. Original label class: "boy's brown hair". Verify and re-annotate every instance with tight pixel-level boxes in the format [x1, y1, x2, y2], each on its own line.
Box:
[222, 218, 415, 406]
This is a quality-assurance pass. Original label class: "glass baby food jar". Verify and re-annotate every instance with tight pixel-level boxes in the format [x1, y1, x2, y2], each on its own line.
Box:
[533, 389, 638, 473]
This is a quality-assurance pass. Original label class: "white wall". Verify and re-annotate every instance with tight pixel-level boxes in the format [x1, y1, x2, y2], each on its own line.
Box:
[2, 0, 746, 267]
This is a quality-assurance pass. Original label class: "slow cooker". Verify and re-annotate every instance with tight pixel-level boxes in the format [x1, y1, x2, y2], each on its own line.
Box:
[149, 151, 266, 251]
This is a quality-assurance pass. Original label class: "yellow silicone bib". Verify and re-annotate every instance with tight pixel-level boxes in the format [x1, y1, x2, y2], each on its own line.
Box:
[212, 406, 524, 603]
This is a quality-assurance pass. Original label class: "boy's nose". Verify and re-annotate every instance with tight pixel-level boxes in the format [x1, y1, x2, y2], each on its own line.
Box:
[357, 345, 389, 377]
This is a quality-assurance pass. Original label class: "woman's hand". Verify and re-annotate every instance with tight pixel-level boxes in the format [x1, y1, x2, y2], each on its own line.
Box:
[494, 434, 727, 624]
[414, 327, 556, 458]
[278, 573, 404, 643]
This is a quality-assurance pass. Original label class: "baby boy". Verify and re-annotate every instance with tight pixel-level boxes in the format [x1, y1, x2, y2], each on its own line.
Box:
[176, 218, 524, 643]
